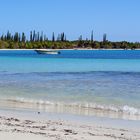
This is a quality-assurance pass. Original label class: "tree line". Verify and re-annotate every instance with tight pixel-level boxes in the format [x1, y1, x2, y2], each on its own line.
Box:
[0, 30, 140, 49]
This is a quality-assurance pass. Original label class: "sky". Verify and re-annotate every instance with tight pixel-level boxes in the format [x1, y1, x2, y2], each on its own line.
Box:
[0, 0, 140, 42]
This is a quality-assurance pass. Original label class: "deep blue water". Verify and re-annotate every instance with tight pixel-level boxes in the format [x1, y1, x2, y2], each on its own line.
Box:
[1, 50, 140, 59]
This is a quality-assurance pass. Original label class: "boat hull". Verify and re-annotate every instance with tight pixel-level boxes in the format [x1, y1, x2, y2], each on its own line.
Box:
[35, 50, 60, 55]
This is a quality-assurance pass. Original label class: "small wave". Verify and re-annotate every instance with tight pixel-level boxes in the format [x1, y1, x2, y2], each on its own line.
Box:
[2, 70, 140, 76]
[1, 71, 140, 78]
[4, 98, 140, 116]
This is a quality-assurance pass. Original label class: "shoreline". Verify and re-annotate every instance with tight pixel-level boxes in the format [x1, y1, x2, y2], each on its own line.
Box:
[1, 100, 140, 121]
[0, 48, 140, 50]
[0, 108, 140, 140]
[1, 108, 140, 130]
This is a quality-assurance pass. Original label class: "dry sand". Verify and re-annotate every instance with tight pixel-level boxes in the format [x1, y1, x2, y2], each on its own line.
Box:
[0, 114, 140, 140]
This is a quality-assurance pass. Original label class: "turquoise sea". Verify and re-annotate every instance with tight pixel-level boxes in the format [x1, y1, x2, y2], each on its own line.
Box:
[0, 50, 140, 120]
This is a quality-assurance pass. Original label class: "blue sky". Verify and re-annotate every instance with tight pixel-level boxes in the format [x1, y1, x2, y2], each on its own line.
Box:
[0, 0, 140, 41]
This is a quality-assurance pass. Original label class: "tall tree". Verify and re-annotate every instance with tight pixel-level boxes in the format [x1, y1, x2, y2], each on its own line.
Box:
[37, 32, 40, 41]
[30, 31, 33, 42]
[6, 31, 11, 40]
[40, 31, 43, 42]
[14, 32, 19, 42]
[52, 32, 55, 42]
[21, 32, 26, 42]
[1, 35, 4, 40]
[61, 32, 65, 41]
[103, 33, 107, 42]
[18, 33, 21, 42]
[33, 30, 36, 42]
[91, 30, 93, 42]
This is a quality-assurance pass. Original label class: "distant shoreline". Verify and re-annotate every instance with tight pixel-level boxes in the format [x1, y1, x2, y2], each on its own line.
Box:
[0, 48, 140, 50]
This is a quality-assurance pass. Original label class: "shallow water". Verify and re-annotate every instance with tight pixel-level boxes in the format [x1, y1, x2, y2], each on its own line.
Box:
[0, 50, 140, 120]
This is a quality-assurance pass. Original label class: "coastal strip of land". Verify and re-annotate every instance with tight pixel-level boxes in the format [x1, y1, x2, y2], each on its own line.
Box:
[0, 111, 140, 140]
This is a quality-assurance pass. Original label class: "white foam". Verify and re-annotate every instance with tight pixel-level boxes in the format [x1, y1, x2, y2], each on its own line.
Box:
[3, 97, 140, 116]
[122, 105, 139, 115]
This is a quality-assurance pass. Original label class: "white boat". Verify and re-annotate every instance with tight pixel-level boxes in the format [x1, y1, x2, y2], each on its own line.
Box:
[35, 50, 60, 55]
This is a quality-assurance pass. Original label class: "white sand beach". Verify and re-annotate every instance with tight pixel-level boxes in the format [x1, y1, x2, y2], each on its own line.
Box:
[0, 109, 140, 140]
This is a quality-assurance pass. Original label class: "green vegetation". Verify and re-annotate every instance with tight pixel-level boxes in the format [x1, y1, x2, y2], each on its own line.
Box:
[0, 31, 140, 49]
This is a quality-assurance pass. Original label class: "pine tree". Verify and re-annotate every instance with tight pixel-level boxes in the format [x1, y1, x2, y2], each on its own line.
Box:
[14, 32, 19, 42]
[40, 31, 43, 42]
[18, 33, 21, 42]
[91, 30, 93, 42]
[6, 31, 11, 40]
[52, 32, 55, 42]
[22, 32, 26, 42]
[30, 31, 33, 42]
[103, 33, 107, 42]
[61, 32, 65, 41]
[33, 30, 36, 42]
[1, 35, 4, 40]
[37, 32, 40, 41]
